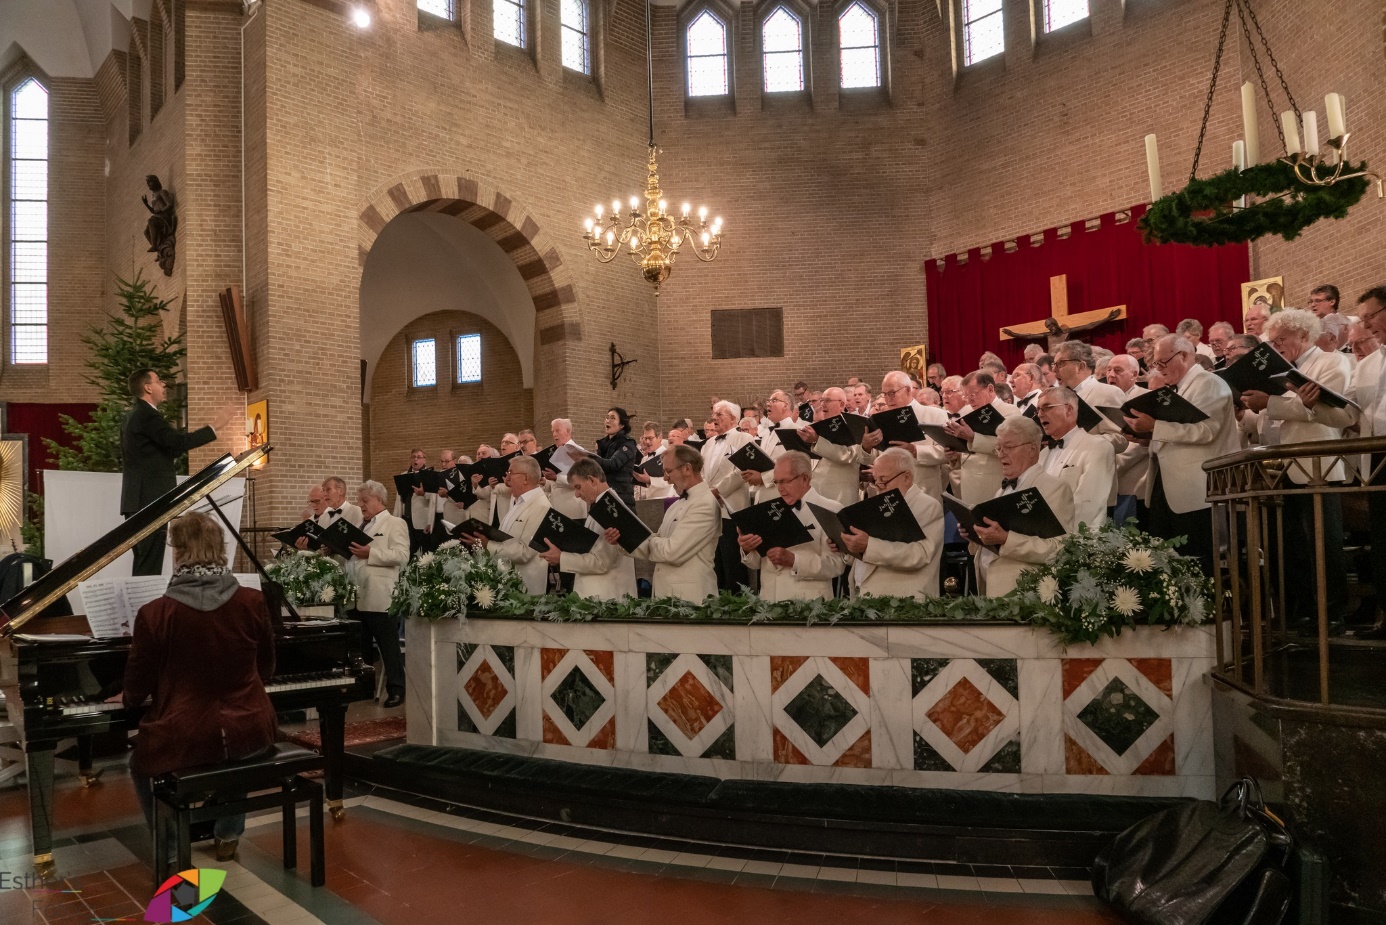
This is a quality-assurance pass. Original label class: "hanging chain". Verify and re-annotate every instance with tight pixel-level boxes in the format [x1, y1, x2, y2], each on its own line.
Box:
[1190, 0, 1235, 180]
[1240, 0, 1300, 123]
[1234, 0, 1296, 155]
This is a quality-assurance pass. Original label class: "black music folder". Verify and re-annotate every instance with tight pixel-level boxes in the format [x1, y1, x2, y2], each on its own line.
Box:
[1122, 386, 1210, 424]
[942, 488, 1066, 550]
[473, 451, 520, 482]
[812, 488, 926, 550]
[685, 435, 707, 451]
[448, 518, 513, 544]
[870, 406, 927, 444]
[773, 427, 817, 456]
[635, 453, 665, 478]
[272, 519, 322, 551]
[586, 490, 653, 553]
[1216, 342, 1293, 394]
[812, 412, 869, 446]
[393, 471, 422, 499]
[528, 508, 599, 555]
[1268, 370, 1359, 410]
[316, 517, 376, 558]
[533, 445, 557, 473]
[919, 423, 970, 453]
[730, 497, 815, 555]
[1074, 395, 1108, 432]
[1097, 406, 1146, 439]
[419, 468, 444, 493]
[729, 441, 776, 473]
[961, 403, 1006, 436]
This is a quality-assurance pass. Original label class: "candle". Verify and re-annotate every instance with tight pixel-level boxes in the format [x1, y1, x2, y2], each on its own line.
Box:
[1241, 82, 1260, 165]
[1281, 111, 1301, 155]
[1233, 140, 1246, 172]
[1145, 134, 1162, 203]
[1325, 93, 1346, 138]
[1303, 111, 1319, 156]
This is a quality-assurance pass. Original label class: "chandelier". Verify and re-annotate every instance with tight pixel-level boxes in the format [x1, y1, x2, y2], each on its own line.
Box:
[581, 0, 723, 294]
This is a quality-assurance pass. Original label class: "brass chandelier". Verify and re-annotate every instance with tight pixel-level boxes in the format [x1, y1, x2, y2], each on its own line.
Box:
[581, 0, 723, 294]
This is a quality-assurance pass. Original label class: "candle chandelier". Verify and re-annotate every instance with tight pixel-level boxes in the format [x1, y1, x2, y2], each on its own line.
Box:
[581, 0, 723, 294]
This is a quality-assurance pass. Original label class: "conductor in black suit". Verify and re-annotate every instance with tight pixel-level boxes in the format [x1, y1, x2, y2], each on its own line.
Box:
[120, 369, 230, 575]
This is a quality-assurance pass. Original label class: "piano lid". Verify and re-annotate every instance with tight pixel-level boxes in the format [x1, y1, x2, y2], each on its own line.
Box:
[0, 445, 270, 637]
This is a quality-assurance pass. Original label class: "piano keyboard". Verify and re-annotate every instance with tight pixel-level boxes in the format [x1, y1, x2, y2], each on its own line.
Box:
[49, 674, 355, 715]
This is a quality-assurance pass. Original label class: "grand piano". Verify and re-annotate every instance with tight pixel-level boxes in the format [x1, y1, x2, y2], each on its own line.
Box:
[0, 446, 375, 878]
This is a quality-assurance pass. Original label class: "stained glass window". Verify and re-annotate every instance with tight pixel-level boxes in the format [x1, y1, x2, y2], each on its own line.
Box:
[687, 11, 729, 97]
[412, 338, 437, 387]
[494, 0, 525, 47]
[456, 334, 482, 383]
[962, 0, 1003, 66]
[762, 8, 803, 93]
[562, 0, 590, 73]
[838, 3, 881, 89]
[10, 78, 47, 365]
[1044, 0, 1088, 32]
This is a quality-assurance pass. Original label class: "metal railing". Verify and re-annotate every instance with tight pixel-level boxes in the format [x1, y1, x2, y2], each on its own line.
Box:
[1204, 435, 1386, 714]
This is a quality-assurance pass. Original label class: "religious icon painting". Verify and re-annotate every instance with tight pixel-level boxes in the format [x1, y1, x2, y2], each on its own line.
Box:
[900, 344, 928, 380]
[246, 400, 268, 451]
[1241, 276, 1285, 316]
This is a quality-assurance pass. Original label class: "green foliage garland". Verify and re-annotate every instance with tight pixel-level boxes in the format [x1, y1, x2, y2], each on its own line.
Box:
[1139, 159, 1370, 247]
[45, 273, 187, 473]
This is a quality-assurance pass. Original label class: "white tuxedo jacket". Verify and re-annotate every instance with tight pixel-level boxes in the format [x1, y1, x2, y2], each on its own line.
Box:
[632, 481, 721, 602]
[345, 510, 411, 612]
[975, 466, 1075, 598]
[851, 485, 945, 600]
[558, 511, 637, 600]
[701, 431, 753, 516]
[1146, 364, 1240, 514]
[810, 438, 867, 507]
[740, 489, 846, 602]
[639, 449, 674, 500]
[490, 489, 553, 595]
[1318, 346, 1383, 478]
[750, 419, 795, 504]
[1040, 427, 1115, 529]
[316, 501, 363, 530]
[1115, 385, 1151, 497]
[1262, 345, 1351, 483]
[392, 475, 437, 531]
[960, 399, 1022, 506]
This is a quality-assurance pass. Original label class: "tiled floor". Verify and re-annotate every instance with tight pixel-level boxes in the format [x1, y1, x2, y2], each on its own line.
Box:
[0, 726, 1118, 925]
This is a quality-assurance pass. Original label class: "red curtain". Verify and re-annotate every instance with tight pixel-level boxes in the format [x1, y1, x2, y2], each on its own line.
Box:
[924, 204, 1250, 373]
[3, 402, 99, 496]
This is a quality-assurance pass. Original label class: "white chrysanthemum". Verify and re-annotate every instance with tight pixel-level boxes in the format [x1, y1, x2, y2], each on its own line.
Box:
[438, 539, 460, 551]
[1122, 548, 1155, 574]
[1037, 575, 1061, 606]
[319, 585, 335, 603]
[472, 584, 496, 609]
[1111, 586, 1143, 617]
[496, 557, 512, 573]
[418, 552, 436, 567]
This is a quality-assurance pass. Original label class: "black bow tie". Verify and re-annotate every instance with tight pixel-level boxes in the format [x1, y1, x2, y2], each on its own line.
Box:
[715, 434, 727, 441]
[1042, 435, 1059, 449]
[1001, 478, 1019, 490]
[790, 500, 803, 511]
[679, 489, 690, 500]
[948, 412, 961, 421]
[328, 508, 342, 516]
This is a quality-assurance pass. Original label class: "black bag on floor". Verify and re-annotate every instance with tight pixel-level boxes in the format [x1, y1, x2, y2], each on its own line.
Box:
[1092, 778, 1294, 925]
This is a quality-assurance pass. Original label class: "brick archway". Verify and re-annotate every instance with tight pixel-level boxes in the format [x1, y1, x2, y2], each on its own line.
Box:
[357, 171, 578, 318]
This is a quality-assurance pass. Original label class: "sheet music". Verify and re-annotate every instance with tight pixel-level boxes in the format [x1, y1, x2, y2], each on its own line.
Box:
[78, 576, 167, 638]
[549, 443, 590, 475]
[235, 572, 262, 590]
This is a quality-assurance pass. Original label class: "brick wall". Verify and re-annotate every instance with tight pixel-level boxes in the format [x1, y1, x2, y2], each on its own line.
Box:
[367, 309, 533, 508]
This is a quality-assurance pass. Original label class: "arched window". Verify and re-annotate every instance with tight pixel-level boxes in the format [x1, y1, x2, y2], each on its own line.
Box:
[1042, 0, 1088, 32]
[561, 0, 591, 74]
[962, 0, 1004, 65]
[494, 0, 525, 47]
[761, 7, 803, 93]
[838, 3, 880, 89]
[686, 11, 729, 97]
[9, 78, 47, 365]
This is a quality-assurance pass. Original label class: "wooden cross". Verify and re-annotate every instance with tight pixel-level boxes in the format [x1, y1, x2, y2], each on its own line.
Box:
[998, 275, 1127, 352]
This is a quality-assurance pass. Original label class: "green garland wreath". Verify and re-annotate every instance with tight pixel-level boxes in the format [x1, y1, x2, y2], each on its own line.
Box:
[1139, 158, 1371, 247]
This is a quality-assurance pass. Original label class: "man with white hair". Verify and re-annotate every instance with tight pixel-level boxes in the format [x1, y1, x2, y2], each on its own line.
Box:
[616, 444, 721, 602]
[799, 386, 867, 506]
[1314, 313, 1354, 378]
[960, 417, 1075, 598]
[346, 480, 411, 708]
[544, 419, 589, 521]
[1035, 386, 1115, 529]
[835, 447, 944, 600]
[861, 370, 950, 501]
[462, 455, 553, 595]
[736, 452, 845, 601]
[1023, 343, 1044, 364]
[945, 371, 1021, 506]
[538, 458, 636, 600]
[1106, 355, 1149, 524]
[701, 399, 754, 590]
[742, 390, 797, 504]
[1124, 334, 1239, 576]
[1240, 308, 1351, 625]
[1208, 321, 1236, 370]
[1010, 363, 1042, 412]
[1244, 303, 1270, 340]
[1176, 319, 1215, 359]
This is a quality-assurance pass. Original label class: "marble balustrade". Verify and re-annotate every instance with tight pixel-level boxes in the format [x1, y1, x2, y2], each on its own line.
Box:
[406, 619, 1218, 798]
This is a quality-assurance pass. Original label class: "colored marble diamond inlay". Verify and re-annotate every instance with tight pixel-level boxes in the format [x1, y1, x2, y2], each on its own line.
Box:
[926, 676, 1005, 754]
[551, 665, 606, 731]
[784, 674, 858, 749]
[464, 659, 507, 721]
[1076, 677, 1159, 756]
[656, 671, 724, 740]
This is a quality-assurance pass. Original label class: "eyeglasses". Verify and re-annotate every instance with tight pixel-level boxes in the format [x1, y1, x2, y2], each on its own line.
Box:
[1035, 403, 1065, 414]
[1308, 295, 1333, 303]
[995, 442, 1029, 454]
[873, 471, 905, 489]
[1151, 351, 1188, 370]
[1359, 304, 1386, 324]
[882, 386, 911, 398]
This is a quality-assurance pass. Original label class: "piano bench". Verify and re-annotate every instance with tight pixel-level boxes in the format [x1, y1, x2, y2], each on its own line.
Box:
[151, 743, 326, 889]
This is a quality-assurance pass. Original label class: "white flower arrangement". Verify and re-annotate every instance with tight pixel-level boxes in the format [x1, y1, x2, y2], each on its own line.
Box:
[388, 542, 525, 621]
[266, 550, 356, 610]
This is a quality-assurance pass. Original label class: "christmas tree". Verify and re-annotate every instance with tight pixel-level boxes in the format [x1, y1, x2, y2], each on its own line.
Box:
[46, 273, 187, 472]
